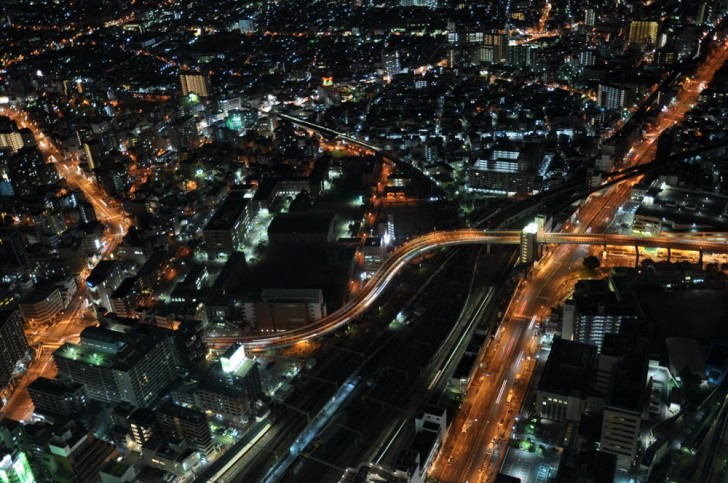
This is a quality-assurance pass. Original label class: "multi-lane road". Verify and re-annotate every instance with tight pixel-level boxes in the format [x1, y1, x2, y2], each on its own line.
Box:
[431, 32, 728, 483]
[207, 229, 728, 350]
[0, 107, 131, 421]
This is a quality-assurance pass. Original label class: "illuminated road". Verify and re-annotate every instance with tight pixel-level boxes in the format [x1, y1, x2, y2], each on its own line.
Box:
[431, 32, 728, 483]
[207, 229, 728, 350]
[0, 107, 132, 421]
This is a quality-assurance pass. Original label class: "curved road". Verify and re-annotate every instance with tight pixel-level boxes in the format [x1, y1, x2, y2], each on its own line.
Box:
[209, 229, 728, 350]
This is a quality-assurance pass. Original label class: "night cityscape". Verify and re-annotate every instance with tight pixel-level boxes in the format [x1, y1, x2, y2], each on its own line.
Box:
[0, 0, 728, 482]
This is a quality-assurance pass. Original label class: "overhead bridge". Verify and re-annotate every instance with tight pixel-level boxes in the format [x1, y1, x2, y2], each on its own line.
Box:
[208, 229, 728, 350]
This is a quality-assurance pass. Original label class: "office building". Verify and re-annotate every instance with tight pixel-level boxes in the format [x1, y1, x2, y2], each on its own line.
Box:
[99, 461, 137, 483]
[78, 221, 105, 255]
[468, 143, 537, 195]
[155, 402, 215, 456]
[179, 73, 211, 98]
[243, 289, 327, 332]
[507, 44, 532, 67]
[555, 448, 617, 483]
[362, 237, 385, 272]
[203, 190, 252, 258]
[127, 408, 156, 447]
[0, 309, 29, 388]
[600, 338, 649, 470]
[395, 406, 447, 483]
[136, 250, 168, 296]
[536, 339, 599, 422]
[53, 327, 179, 408]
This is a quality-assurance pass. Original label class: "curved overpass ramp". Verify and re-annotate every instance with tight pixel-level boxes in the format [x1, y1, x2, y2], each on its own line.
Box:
[208, 230, 728, 349]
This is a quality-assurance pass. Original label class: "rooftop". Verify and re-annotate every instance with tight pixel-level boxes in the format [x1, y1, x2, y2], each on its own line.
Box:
[267, 212, 335, 235]
[637, 184, 728, 233]
[86, 260, 119, 288]
[538, 338, 597, 398]
[205, 191, 250, 231]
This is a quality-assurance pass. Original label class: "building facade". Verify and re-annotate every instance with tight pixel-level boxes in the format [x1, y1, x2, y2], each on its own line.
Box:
[0, 309, 29, 388]
[53, 327, 178, 408]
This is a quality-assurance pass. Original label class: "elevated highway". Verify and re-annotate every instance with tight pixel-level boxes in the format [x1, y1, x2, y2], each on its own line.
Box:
[208, 229, 728, 350]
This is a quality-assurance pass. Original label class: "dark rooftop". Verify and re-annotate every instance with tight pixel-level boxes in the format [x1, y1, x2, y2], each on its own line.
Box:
[538, 338, 597, 398]
[205, 191, 249, 231]
[86, 260, 119, 288]
[267, 212, 335, 235]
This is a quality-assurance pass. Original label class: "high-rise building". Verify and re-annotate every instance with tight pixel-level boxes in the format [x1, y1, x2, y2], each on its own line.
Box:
[484, 33, 508, 63]
[468, 140, 537, 195]
[599, 337, 649, 470]
[0, 117, 25, 153]
[166, 115, 198, 151]
[179, 73, 211, 98]
[536, 338, 599, 422]
[383, 50, 402, 77]
[579, 49, 597, 66]
[202, 190, 252, 258]
[8, 147, 46, 196]
[519, 222, 538, 264]
[173, 344, 263, 423]
[155, 402, 215, 456]
[597, 83, 630, 110]
[0, 229, 30, 268]
[584, 8, 596, 26]
[53, 327, 179, 408]
[0, 131, 24, 153]
[86, 260, 124, 312]
[47, 422, 118, 483]
[696, 2, 710, 25]
[18, 286, 65, 327]
[0, 450, 36, 483]
[82, 140, 105, 171]
[0, 309, 29, 388]
[27, 377, 87, 417]
[507, 44, 532, 67]
[561, 279, 641, 351]
[109, 277, 140, 317]
[628, 21, 659, 46]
